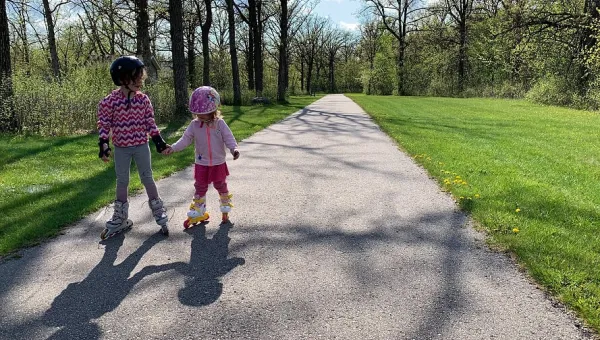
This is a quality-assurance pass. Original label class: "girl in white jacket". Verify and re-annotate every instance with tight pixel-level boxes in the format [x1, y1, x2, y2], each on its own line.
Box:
[164, 87, 240, 227]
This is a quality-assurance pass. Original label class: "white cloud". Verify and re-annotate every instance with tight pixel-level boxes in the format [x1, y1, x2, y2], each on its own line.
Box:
[339, 21, 359, 31]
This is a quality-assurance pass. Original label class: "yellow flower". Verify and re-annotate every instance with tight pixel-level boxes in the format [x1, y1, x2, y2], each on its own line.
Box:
[512, 228, 520, 233]
[474, 194, 480, 198]
[515, 208, 521, 213]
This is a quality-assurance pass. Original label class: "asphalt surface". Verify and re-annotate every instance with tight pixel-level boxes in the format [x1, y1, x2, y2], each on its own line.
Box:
[0, 94, 594, 339]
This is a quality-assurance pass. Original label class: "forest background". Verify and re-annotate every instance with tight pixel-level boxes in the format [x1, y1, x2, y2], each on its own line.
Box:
[2, 0, 600, 134]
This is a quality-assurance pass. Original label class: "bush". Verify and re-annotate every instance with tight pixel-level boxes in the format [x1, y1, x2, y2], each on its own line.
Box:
[10, 65, 177, 136]
[525, 76, 573, 106]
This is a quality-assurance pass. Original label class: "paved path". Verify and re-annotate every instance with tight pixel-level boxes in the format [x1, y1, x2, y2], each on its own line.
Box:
[0, 95, 593, 339]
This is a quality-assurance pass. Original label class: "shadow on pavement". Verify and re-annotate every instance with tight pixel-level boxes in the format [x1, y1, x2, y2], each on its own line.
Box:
[42, 232, 171, 339]
[177, 222, 246, 306]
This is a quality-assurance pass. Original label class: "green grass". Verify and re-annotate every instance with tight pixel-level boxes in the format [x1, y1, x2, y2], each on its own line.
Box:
[0, 96, 320, 256]
[347, 93, 600, 332]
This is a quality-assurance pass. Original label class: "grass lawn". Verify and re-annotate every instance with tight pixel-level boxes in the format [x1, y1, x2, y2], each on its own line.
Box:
[0, 96, 320, 257]
[347, 93, 600, 332]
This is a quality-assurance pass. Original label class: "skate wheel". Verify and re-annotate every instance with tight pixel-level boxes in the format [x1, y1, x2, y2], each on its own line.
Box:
[161, 225, 169, 236]
[183, 219, 191, 229]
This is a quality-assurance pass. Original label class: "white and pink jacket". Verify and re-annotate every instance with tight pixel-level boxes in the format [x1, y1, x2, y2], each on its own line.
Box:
[171, 118, 238, 166]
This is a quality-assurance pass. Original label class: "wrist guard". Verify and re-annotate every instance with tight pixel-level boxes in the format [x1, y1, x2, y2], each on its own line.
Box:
[151, 134, 167, 153]
[98, 138, 111, 158]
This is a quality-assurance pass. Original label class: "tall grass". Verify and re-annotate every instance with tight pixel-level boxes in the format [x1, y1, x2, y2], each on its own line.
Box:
[8, 64, 292, 136]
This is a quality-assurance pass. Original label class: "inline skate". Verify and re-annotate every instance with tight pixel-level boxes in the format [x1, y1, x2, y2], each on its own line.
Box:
[219, 193, 233, 224]
[183, 195, 210, 229]
[149, 197, 169, 236]
[100, 200, 133, 240]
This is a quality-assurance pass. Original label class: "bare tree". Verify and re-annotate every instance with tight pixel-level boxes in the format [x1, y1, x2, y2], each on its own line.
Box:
[293, 15, 327, 94]
[322, 25, 345, 93]
[41, 0, 69, 79]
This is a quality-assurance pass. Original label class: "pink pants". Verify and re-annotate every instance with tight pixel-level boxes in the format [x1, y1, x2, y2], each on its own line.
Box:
[194, 163, 229, 197]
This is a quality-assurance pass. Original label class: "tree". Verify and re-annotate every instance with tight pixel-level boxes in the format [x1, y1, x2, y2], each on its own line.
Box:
[0, 0, 15, 131]
[225, 0, 241, 104]
[276, 0, 288, 102]
[194, 0, 212, 85]
[41, 0, 67, 80]
[136, 0, 158, 81]
[293, 15, 327, 94]
[323, 26, 345, 93]
[365, 0, 424, 95]
[169, 0, 189, 115]
[360, 20, 382, 94]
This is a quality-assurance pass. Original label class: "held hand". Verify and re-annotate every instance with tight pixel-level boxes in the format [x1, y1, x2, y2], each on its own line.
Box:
[100, 143, 111, 163]
[232, 149, 240, 160]
[162, 147, 174, 155]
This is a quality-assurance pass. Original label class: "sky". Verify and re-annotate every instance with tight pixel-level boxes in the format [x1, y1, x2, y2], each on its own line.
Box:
[313, 0, 363, 31]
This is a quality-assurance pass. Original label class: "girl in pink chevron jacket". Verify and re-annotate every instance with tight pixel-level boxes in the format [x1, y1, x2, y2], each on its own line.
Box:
[97, 56, 170, 239]
[163, 86, 240, 226]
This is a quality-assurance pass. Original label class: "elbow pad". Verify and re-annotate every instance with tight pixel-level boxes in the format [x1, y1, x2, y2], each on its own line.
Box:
[98, 138, 111, 158]
[151, 134, 167, 153]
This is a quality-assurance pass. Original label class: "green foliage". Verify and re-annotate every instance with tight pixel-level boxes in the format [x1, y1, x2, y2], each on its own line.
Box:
[349, 94, 600, 332]
[525, 75, 576, 107]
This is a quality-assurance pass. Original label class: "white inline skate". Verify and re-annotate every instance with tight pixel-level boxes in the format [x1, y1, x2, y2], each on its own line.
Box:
[219, 193, 233, 224]
[183, 195, 210, 229]
[100, 200, 133, 240]
[149, 198, 169, 236]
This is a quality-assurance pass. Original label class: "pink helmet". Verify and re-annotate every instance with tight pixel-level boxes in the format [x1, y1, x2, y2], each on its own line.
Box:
[189, 86, 221, 115]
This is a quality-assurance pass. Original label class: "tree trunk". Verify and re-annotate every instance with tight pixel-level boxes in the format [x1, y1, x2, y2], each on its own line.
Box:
[247, 29, 255, 90]
[277, 0, 288, 102]
[254, 0, 264, 96]
[169, 0, 189, 116]
[226, 0, 241, 105]
[306, 58, 313, 94]
[18, 0, 30, 75]
[136, 0, 157, 81]
[458, 18, 467, 93]
[187, 21, 197, 88]
[300, 59, 304, 92]
[397, 38, 406, 95]
[0, 0, 16, 132]
[328, 53, 335, 93]
[201, 0, 212, 85]
[42, 0, 60, 80]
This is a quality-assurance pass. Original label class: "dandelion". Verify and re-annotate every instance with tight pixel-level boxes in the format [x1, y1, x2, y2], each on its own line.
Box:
[515, 208, 521, 213]
[512, 228, 520, 234]
[474, 194, 480, 198]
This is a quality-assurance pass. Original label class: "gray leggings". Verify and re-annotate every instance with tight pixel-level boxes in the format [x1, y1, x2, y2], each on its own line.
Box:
[114, 143, 159, 202]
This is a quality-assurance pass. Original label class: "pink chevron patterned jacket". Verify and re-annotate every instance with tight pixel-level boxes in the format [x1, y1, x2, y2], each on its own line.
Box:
[97, 89, 161, 147]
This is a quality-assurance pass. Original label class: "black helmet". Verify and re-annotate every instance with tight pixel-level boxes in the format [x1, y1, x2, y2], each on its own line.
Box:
[110, 56, 145, 86]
